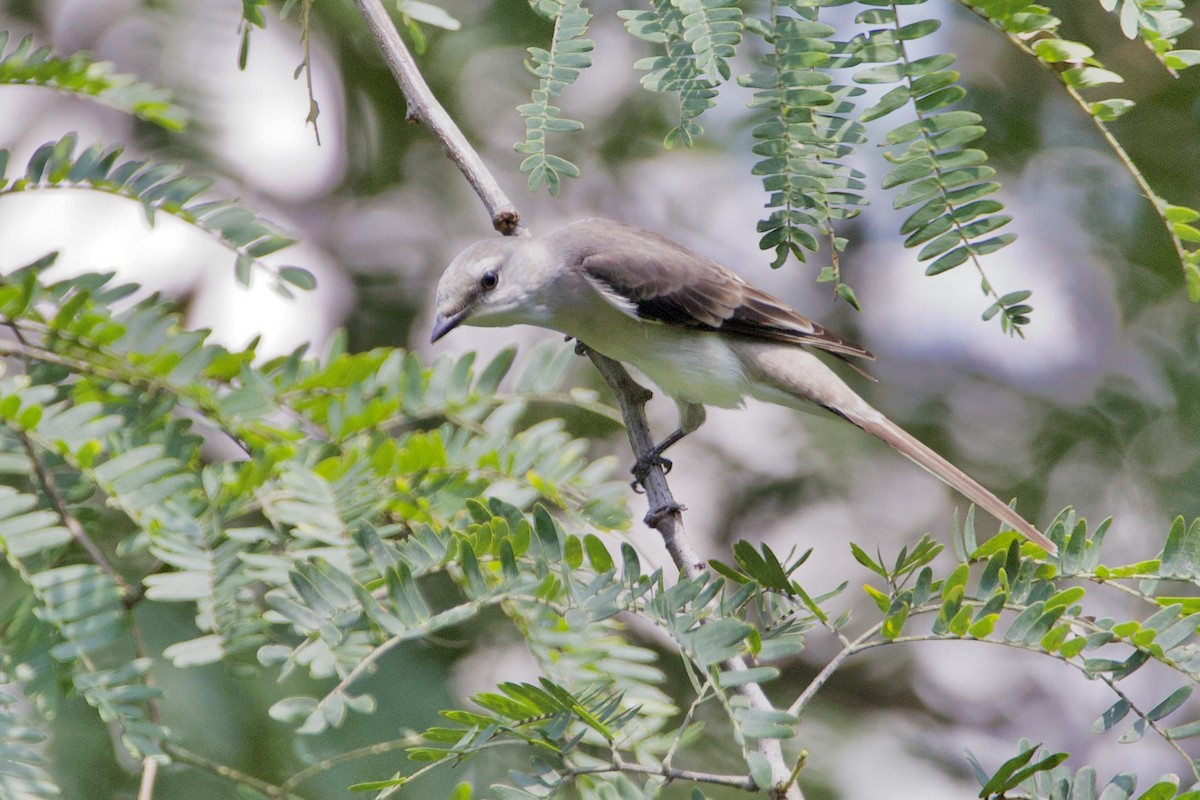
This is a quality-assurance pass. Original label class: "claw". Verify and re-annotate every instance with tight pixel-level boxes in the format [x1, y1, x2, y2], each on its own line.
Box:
[630, 451, 673, 491]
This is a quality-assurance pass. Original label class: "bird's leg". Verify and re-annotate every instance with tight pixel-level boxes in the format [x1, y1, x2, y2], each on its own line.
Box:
[630, 402, 706, 491]
[631, 428, 688, 486]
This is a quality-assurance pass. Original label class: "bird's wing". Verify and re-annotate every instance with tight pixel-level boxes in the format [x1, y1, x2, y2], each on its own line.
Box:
[560, 219, 874, 362]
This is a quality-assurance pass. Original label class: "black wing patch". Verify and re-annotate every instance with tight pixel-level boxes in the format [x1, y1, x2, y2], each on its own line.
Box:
[555, 218, 874, 362]
[580, 253, 873, 362]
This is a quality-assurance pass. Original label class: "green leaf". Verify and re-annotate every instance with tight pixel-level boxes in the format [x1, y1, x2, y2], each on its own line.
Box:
[896, 19, 939, 40]
[715, 666, 779, 688]
[733, 707, 797, 740]
[680, 619, 753, 666]
[925, 246, 970, 275]
[746, 751, 772, 789]
[851, 543, 887, 577]
[1092, 699, 1131, 732]
[882, 603, 909, 639]
[1032, 39, 1094, 63]
[1147, 686, 1192, 721]
[1164, 50, 1200, 70]
[277, 266, 317, 291]
[1062, 66, 1124, 88]
[854, 62, 906, 84]
[979, 745, 1068, 797]
[1090, 98, 1135, 121]
[861, 85, 909, 121]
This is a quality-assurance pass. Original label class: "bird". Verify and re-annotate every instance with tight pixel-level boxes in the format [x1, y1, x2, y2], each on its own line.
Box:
[430, 217, 1056, 554]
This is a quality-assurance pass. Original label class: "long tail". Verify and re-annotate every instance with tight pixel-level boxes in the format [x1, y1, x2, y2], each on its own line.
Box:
[738, 343, 1058, 555]
[850, 412, 1056, 554]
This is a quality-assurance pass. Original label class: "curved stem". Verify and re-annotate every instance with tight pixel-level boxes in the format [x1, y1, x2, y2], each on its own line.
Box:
[282, 738, 411, 792]
[168, 744, 305, 799]
[788, 623, 883, 717]
[353, 0, 525, 236]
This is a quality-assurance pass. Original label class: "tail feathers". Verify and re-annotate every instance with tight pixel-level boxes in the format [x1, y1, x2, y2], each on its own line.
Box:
[735, 342, 1056, 555]
[853, 413, 1057, 555]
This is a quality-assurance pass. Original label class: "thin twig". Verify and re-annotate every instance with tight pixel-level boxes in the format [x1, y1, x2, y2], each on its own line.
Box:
[18, 432, 130, 596]
[136, 758, 158, 800]
[788, 624, 882, 717]
[168, 745, 306, 799]
[283, 737, 411, 791]
[567, 761, 757, 789]
[961, 3, 1191, 276]
[353, 0, 525, 236]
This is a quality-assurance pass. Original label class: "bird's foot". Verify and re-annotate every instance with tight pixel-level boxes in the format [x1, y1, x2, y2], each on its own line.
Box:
[630, 451, 672, 491]
[645, 502, 685, 527]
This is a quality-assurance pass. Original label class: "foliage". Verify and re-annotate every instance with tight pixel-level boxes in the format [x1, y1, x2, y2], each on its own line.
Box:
[3, 4, 1200, 800]
[0, 131, 312, 295]
[495, 0, 1199, 335]
[0, 677, 59, 798]
[515, 0, 594, 195]
[12, 255, 1200, 800]
[0, 32, 186, 130]
[0, 250, 631, 797]
[739, 4, 867, 309]
[620, 0, 740, 151]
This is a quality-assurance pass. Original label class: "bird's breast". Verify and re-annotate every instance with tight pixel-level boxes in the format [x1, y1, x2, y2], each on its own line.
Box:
[563, 311, 750, 409]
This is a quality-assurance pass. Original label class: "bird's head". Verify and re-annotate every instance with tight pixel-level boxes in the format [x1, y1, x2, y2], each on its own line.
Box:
[431, 236, 548, 343]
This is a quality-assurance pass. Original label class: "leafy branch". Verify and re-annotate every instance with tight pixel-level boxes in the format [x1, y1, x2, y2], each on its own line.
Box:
[966, 0, 1200, 302]
[515, 0, 594, 195]
[740, 2, 867, 308]
[1, 134, 314, 294]
[0, 32, 186, 130]
[621, 0, 735, 148]
[853, 3, 1030, 334]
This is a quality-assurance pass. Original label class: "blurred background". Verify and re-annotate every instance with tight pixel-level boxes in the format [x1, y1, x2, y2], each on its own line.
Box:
[1, 0, 1199, 797]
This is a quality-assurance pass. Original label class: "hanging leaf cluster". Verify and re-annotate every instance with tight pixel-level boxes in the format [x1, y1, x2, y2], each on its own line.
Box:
[504, 0, 1200, 334]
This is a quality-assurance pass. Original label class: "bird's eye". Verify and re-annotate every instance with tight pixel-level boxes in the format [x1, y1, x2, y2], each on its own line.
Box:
[480, 270, 499, 292]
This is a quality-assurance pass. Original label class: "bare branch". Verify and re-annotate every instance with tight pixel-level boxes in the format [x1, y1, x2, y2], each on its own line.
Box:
[353, 0, 525, 236]
[575, 342, 701, 574]
[137, 757, 158, 800]
[578, 339, 802, 798]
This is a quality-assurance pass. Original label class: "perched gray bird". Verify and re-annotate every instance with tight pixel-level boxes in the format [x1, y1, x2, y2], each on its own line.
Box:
[431, 218, 1056, 554]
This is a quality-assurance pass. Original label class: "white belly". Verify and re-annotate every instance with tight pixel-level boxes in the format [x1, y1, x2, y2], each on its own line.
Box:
[560, 308, 751, 409]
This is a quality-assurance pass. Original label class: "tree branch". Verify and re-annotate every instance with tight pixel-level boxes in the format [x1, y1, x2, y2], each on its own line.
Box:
[136, 757, 158, 800]
[353, 0, 524, 236]
[282, 738, 411, 792]
[576, 342, 700, 573]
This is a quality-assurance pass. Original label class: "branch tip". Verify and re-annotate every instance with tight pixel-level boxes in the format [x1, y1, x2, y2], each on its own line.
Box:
[494, 208, 523, 236]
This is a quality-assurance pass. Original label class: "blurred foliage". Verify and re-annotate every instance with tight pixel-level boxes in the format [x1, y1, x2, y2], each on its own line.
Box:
[0, 2, 1199, 800]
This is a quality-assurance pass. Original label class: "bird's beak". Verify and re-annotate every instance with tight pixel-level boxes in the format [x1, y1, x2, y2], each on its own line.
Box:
[430, 308, 467, 343]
